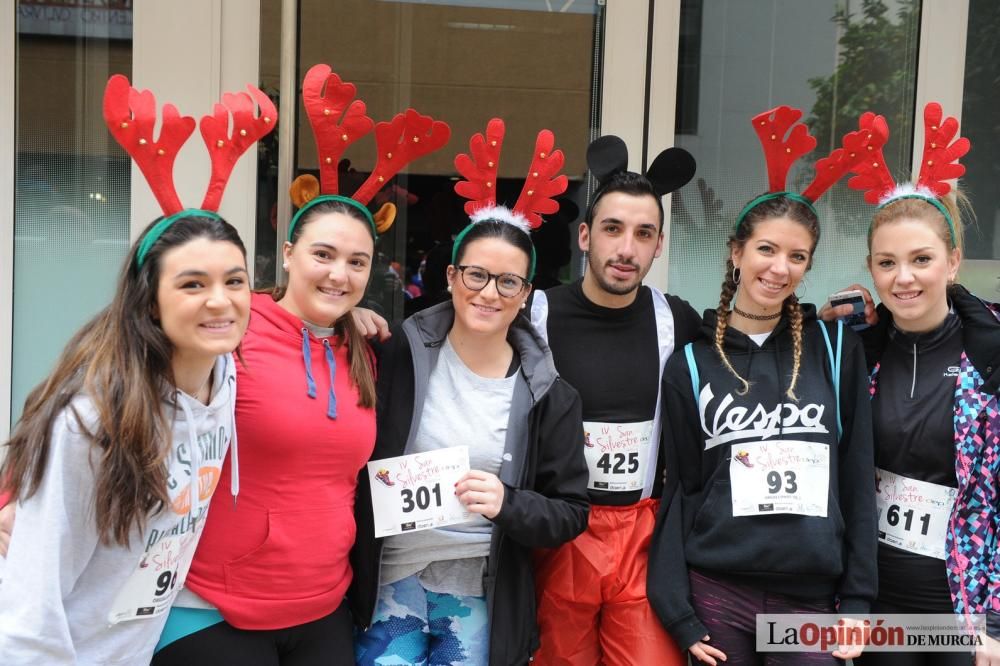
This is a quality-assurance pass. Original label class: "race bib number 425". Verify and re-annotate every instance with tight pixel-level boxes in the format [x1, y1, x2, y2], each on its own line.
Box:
[367, 446, 472, 538]
[730, 440, 829, 517]
[582, 420, 654, 492]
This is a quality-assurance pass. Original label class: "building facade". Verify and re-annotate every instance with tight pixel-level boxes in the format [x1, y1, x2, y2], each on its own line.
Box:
[2, 0, 998, 436]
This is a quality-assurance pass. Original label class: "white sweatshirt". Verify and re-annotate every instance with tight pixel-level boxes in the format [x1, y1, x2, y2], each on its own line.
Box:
[0, 354, 237, 665]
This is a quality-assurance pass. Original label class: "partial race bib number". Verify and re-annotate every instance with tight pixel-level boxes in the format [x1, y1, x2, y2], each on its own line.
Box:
[367, 446, 471, 538]
[876, 468, 956, 560]
[107, 528, 202, 624]
[730, 440, 829, 517]
[582, 420, 654, 492]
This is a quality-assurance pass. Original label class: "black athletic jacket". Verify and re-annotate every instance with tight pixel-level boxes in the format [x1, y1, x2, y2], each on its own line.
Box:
[647, 305, 877, 651]
[349, 301, 589, 665]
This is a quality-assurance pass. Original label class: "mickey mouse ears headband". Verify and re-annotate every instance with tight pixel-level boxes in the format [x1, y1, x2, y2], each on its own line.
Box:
[103, 74, 277, 267]
[451, 118, 569, 280]
[586, 135, 696, 197]
[846, 102, 969, 247]
[735, 105, 881, 229]
[288, 64, 451, 242]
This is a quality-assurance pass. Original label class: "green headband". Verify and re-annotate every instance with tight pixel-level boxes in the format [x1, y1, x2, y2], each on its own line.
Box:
[734, 192, 818, 231]
[451, 221, 537, 282]
[874, 193, 957, 248]
[288, 194, 377, 242]
[136, 208, 222, 268]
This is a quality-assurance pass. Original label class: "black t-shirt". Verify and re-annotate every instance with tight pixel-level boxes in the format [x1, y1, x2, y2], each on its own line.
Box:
[873, 312, 962, 610]
[542, 280, 666, 506]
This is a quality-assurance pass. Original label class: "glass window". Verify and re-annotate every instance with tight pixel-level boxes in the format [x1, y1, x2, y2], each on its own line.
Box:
[257, 0, 603, 321]
[668, 0, 920, 312]
[957, 0, 1000, 299]
[13, 0, 132, 424]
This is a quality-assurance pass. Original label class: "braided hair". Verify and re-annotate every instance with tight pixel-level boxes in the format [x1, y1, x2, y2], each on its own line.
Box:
[714, 195, 819, 399]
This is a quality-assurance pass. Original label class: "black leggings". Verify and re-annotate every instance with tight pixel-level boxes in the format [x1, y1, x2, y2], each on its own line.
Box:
[853, 599, 973, 666]
[151, 601, 353, 666]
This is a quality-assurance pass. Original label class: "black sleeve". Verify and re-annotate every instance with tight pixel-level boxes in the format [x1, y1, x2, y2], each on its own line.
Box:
[667, 295, 703, 346]
[647, 353, 710, 650]
[833, 328, 878, 615]
[491, 379, 589, 548]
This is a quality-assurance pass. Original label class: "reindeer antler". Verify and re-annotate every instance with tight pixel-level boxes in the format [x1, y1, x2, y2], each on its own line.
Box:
[454, 118, 505, 217]
[512, 130, 567, 229]
[801, 127, 876, 202]
[301, 64, 374, 196]
[200, 86, 277, 210]
[847, 112, 894, 204]
[751, 106, 817, 193]
[103, 74, 196, 215]
[916, 102, 970, 198]
[352, 108, 451, 205]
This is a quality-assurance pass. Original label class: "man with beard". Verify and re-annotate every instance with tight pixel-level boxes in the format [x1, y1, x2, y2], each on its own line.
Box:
[530, 163, 700, 665]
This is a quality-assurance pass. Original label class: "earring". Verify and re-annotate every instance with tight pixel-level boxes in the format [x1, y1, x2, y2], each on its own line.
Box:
[732, 266, 741, 285]
[282, 263, 289, 270]
[520, 302, 527, 310]
[447, 285, 453, 293]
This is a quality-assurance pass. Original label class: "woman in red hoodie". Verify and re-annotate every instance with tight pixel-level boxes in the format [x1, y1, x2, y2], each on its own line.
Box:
[151, 195, 379, 664]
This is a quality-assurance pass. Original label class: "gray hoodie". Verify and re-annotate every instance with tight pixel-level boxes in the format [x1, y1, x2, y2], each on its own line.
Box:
[0, 354, 237, 665]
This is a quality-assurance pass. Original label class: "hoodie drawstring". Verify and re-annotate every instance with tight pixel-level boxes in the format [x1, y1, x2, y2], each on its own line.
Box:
[302, 328, 318, 399]
[228, 362, 240, 508]
[323, 339, 338, 419]
[301, 327, 338, 420]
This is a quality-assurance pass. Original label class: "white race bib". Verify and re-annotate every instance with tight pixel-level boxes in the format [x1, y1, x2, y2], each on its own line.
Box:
[876, 468, 956, 560]
[582, 420, 654, 492]
[730, 440, 829, 517]
[368, 446, 472, 538]
[107, 527, 202, 624]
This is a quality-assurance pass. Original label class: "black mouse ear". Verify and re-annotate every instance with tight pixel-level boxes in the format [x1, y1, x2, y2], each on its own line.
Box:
[645, 147, 696, 197]
[587, 135, 629, 183]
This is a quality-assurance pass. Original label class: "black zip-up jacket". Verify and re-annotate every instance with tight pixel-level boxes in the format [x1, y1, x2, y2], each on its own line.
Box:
[349, 301, 590, 665]
[647, 304, 877, 651]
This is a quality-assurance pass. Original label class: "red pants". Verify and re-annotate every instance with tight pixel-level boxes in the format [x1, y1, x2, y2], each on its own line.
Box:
[533, 499, 685, 666]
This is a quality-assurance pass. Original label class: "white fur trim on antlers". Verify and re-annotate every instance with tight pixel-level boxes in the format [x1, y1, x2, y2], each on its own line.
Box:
[470, 205, 532, 235]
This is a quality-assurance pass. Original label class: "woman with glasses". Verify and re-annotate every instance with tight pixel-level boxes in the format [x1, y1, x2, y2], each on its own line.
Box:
[352, 206, 590, 666]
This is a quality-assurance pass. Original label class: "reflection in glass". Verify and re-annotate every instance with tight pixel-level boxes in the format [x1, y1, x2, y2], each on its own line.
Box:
[668, 0, 920, 312]
[13, 1, 132, 423]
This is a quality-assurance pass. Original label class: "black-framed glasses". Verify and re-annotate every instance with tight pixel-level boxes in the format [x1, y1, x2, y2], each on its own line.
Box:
[456, 265, 529, 298]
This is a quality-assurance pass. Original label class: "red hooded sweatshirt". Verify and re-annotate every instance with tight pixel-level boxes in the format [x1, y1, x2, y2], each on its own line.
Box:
[184, 292, 376, 629]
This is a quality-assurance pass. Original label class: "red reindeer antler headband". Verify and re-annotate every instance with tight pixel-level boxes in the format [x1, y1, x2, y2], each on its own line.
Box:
[735, 105, 877, 229]
[847, 102, 969, 246]
[451, 118, 568, 279]
[289, 64, 451, 241]
[103, 74, 277, 266]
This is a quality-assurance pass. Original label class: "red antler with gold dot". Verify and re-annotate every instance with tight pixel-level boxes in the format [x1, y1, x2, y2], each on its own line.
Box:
[916, 102, 970, 198]
[453, 118, 505, 217]
[751, 106, 817, 193]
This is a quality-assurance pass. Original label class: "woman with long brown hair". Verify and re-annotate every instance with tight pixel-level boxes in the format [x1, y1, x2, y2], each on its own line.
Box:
[0, 211, 251, 664]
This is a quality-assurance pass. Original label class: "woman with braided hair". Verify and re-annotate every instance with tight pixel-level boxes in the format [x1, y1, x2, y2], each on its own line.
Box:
[647, 104, 880, 666]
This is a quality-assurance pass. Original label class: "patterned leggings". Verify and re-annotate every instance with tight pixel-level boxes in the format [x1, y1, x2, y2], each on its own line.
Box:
[354, 574, 489, 666]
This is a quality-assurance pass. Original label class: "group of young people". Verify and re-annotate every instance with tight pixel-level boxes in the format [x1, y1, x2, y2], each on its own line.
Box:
[0, 64, 998, 666]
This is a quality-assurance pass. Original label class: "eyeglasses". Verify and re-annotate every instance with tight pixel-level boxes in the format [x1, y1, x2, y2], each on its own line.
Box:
[455, 265, 529, 298]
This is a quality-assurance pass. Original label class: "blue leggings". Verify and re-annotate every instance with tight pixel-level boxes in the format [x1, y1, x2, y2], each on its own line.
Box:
[354, 574, 489, 666]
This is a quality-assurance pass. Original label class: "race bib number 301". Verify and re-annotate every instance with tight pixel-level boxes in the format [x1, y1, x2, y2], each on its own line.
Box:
[582, 420, 654, 492]
[367, 446, 472, 538]
[730, 440, 829, 517]
[876, 468, 956, 560]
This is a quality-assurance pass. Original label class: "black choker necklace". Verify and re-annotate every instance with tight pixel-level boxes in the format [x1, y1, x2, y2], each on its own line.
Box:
[732, 305, 781, 321]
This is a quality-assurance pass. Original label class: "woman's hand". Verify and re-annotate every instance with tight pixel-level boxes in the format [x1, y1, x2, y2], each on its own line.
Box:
[350, 307, 391, 342]
[977, 633, 1000, 665]
[832, 617, 866, 660]
[0, 503, 15, 557]
[818, 283, 878, 327]
[455, 470, 505, 520]
[689, 635, 727, 664]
